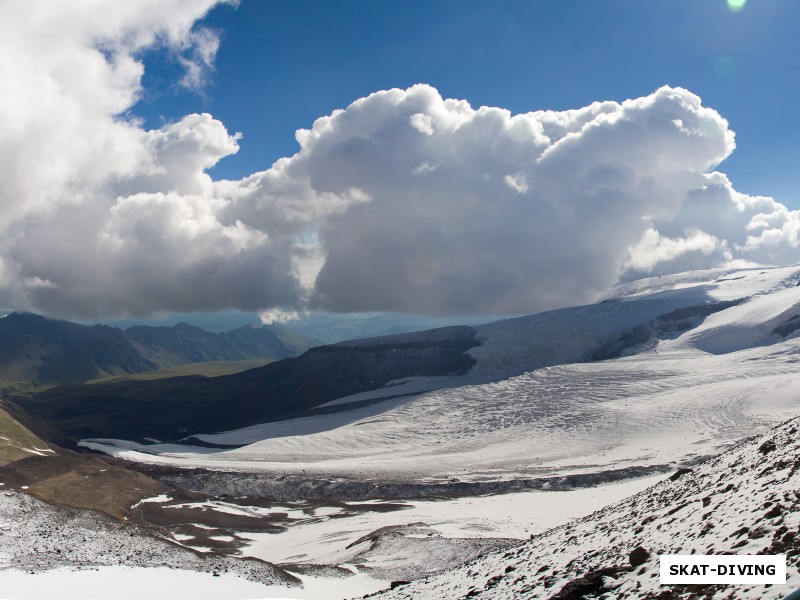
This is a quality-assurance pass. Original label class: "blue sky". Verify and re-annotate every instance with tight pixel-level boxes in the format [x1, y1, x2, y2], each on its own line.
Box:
[4, 0, 800, 321]
[136, 0, 800, 209]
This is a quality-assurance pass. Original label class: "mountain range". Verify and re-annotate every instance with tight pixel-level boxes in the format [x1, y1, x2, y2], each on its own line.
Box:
[12, 325, 479, 442]
[57, 265, 800, 504]
[0, 312, 319, 390]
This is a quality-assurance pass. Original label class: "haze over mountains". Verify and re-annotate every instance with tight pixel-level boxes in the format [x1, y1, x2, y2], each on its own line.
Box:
[93, 310, 498, 344]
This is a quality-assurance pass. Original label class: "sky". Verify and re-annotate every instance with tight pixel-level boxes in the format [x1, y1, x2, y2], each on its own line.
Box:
[141, 0, 800, 206]
[2, 0, 800, 322]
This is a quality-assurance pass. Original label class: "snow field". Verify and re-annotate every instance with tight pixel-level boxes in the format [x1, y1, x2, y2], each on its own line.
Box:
[0, 567, 276, 600]
[239, 475, 663, 566]
[80, 265, 800, 485]
[28, 264, 800, 598]
[82, 345, 800, 481]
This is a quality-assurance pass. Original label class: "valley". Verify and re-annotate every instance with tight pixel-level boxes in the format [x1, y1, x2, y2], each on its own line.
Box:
[3, 265, 800, 598]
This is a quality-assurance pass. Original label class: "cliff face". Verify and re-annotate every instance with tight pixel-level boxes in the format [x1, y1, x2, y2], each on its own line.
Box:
[258, 325, 479, 399]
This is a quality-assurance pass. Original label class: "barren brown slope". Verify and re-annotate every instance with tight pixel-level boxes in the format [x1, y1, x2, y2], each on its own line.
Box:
[0, 403, 166, 521]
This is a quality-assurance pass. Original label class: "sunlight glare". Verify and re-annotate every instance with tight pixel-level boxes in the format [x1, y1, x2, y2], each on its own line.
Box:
[713, 56, 736, 78]
[727, 0, 746, 12]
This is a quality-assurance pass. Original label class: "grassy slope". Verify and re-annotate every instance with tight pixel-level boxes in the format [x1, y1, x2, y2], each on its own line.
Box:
[0, 450, 167, 520]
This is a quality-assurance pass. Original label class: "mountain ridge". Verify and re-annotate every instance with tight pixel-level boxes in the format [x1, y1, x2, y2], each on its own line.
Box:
[57, 264, 800, 495]
[25, 265, 795, 446]
[0, 312, 319, 390]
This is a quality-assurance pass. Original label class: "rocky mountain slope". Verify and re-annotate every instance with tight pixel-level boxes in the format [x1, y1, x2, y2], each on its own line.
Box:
[0, 312, 318, 390]
[15, 325, 479, 441]
[371, 413, 800, 599]
[0, 399, 170, 520]
[1, 399, 301, 594]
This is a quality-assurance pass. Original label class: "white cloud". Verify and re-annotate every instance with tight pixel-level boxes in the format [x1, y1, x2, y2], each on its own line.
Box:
[177, 26, 221, 91]
[0, 0, 305, 318]
[638, 171, 800, 274]
[410, 112, 435, 135]
[413, 162, 438, 174]
[258, 308, 301, 325]
[301, 84, 744, 314]
[0, 2, 798, 319]
[504, 172, 529, 194]
[622, 228, 724, 274]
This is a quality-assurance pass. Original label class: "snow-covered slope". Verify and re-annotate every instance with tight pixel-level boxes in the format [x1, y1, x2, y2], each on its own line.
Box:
[371, 412, 800, 599]
[82, 345, 800, 480]
[82, 265, 800, 487]
[15, 265, 800, 600]
[237, 476, 661, 576]
[470, 264, 800, 375]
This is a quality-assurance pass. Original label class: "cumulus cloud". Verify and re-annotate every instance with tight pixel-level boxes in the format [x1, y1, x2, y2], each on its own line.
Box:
[258, 308, 301, 325]
[622, 228, 724, 275]
[302, 84, 742, 314]
[0, 0, 309, 317]
[625, 171, 800, 279]
[295, 84, 799, 314]
[1, 1, 800, 319]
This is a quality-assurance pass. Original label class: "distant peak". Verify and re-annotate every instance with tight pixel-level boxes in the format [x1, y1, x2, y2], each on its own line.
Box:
[231, 323, 262, 331]
[4, 311, 51, 321]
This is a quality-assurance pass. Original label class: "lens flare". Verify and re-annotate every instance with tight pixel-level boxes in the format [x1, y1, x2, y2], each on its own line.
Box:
[714, 56, 736, 78]
[727, 0, 746, 12]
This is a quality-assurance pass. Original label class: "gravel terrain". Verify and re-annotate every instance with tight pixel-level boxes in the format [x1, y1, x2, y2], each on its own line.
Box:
[0, 489, 298, 588]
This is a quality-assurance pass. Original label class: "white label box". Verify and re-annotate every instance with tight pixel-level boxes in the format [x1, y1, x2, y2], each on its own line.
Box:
[660, 555, 786, 585]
